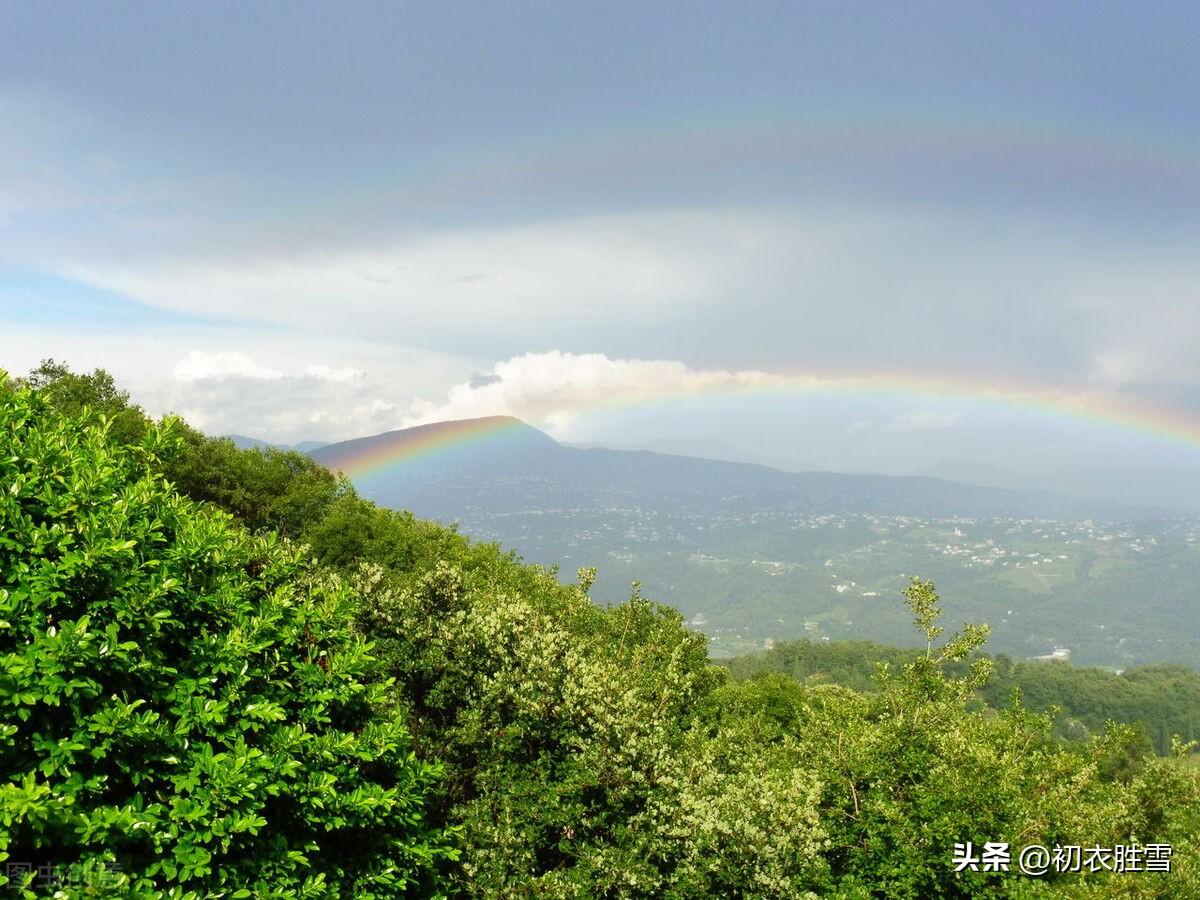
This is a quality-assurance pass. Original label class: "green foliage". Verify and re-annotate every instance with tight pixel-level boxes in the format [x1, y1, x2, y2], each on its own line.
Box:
[20, 357, 350, 542]
[710, 583, 1197, 898]
[883, 576, 993, 705]
[725, 638, 1200, 756]
[0, 381, 452, 897]
[353, 562, 748, 895]
[20, 359, 151, 448]
[163, 428, 345, 540]
[984, 661, 1200, 756]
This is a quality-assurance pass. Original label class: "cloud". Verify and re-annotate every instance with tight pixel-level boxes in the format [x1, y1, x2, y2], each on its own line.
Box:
[63, 210, 751, 341]
[401, 348, 1200, 452]
[1, 323, 476, 444]
[4, 16, 1200, 416]
[4, 5, 1200, 496]
[33, 204, 1196, 403]
[403, 350, 783, 436]
[170, 354, 364, 385]
[468, 372, 503, 389]
[160, 350, 465, 441]
[304, 364, 366, 382]
[173, 351, 283, 381]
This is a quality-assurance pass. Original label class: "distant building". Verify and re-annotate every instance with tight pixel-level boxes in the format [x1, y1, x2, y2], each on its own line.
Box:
[1034, 646, 1071, 662]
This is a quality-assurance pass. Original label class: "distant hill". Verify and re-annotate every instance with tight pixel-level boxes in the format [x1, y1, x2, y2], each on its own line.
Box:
[225, 434, 329, 453]
[924, 458, 1200, 513]
[310, 417, 1130, 522]
[226, 434, 268, 450]
[311, 416, 559, 481]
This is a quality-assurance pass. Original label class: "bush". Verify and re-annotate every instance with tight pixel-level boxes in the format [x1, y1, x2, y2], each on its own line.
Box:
[354, 559, 835, 897]
[0, 384, 453, 897]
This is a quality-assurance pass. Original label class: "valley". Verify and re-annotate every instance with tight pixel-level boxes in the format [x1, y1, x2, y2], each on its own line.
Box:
[311, 419, 1200, 666]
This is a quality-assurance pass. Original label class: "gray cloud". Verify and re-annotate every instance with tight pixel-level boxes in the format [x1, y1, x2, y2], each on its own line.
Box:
[3, 3, 1199, 488]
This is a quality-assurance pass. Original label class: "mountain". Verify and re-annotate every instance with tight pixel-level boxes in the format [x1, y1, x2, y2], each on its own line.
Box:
[310, 417, 1131, 522]
[225, 434, 329, 453]
[226, 434, 269, 450]
[924, 458, 1200, 513]
[562, 435, 762, 465]
[307, 419, 1197, 666]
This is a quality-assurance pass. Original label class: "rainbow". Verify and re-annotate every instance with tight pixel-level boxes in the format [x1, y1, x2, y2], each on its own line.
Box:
[315, 371, 1200, 479]
[277, 101, 1199, 223]
[546, 371, 1200, 452]
[314, 415, 531, 478]
[300, 102, 1200, 478]
[457, 105, 1200, 193]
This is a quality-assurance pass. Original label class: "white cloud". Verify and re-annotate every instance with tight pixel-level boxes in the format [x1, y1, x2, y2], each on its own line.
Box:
[304, 364, 366, 382]
[14, 186, 1200, 407]
[170, 353, 370, 387]
[1, 323, 476, 443]
[404, 350, 785, 437]
[59, 210, 812, 344]
[173, 351, 283, 381]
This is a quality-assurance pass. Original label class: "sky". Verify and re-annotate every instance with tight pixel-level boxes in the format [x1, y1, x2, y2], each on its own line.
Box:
[3, 2, 1200, 506]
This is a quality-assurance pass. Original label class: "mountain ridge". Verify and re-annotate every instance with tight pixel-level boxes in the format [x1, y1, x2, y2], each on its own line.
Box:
[308, 416, 1145, 521]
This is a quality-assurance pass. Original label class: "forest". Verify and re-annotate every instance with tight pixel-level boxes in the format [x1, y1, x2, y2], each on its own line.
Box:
[1, 362, 1198, 898]
[724, 639, 1200, 756]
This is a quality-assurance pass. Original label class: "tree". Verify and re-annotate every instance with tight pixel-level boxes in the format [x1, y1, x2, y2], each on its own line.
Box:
[20, 359, 150, 448]
[0, 380, 453, 897]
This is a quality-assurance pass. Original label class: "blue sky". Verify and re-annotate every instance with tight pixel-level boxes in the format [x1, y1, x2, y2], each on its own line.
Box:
[3, 3, 1199, 505]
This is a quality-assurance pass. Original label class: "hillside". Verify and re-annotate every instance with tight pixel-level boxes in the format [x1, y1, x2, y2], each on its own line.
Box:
[226, 434, 329, 452]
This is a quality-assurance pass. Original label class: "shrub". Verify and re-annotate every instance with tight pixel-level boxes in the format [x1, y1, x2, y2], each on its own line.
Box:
[0, 383, 453, 897]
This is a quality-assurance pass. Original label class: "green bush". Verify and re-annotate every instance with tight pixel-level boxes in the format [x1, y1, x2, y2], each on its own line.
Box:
[353, 559, 841, 897]
[704, 580, 1200, 898]
[0, 383, 453, 897]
